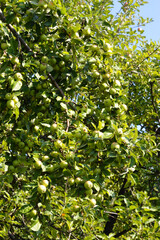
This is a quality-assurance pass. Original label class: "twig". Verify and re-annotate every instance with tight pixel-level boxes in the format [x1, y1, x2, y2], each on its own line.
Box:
[48, 73, 76, 111]
[0, 9, 35, 56]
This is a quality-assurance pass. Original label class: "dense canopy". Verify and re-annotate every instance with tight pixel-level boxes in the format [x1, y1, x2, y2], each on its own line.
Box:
[0, 0, 159, 239]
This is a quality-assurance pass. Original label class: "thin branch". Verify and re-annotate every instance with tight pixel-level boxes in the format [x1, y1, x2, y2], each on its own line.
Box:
[114, 227, 132, 238]
[48, 73, 76, 111]
[0, 9, 35, 56]
[136, 46, 160, 70]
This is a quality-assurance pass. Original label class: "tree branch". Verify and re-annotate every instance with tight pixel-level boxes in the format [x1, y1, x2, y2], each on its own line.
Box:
[104, 177, 127, 235]
[0, 9, 34, 55]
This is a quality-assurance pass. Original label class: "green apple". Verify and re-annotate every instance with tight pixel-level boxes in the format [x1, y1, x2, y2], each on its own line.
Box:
[75, 177, 82, 184]
[85, 189, 93, 196]
[84, 181, 93, 189]
[40, 63, 46, 71]
[51, 123, 58, 132]
[54, 140, 63, 149]
[11, 57, 20, 65]
[60, 160, 68, 168]
[73, 205, 80, 212]
[5, 93, 12, 100]
[104, 99, 112, 107]
[113, 80, 121, 88]
[68, 178, 75, 185]
[42, 179, 49, 187]
[89, 198, 96, 207]
[1, 43, 8, 50]
[34, 125, 40, 132]
[42, 155, 49, 161]
[111, 142, 120, 151]
[14, 72, 23, 81]
[38, 184, 46, 194]
[59, 61, 65, 67]
[42, 56, 48, 63]
[40, 34, 47, 41]
[18, 141, 25, 148]
[34, 160, 42, 169]
[7, 100, 15, 109]
[30, 209, 37, 217]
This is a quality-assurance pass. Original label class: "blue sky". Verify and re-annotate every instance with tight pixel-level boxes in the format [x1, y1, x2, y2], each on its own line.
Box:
[112, 0, 160, 42]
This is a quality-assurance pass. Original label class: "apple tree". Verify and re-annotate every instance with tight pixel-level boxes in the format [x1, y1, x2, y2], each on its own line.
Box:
[0, 0, 159, 239]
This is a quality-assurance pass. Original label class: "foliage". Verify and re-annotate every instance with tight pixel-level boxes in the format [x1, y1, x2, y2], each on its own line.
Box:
[0, 0, 159, 239]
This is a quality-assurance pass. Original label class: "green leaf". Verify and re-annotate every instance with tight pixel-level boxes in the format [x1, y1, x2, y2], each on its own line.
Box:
[30, 219, 42, 232]
[12, 81, 22, 91]
[103, 132, 114, 139]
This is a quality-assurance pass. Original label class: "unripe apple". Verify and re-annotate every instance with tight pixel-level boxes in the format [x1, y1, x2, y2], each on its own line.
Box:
[73, 205, 80, 212]
[30, 209, 37, 217]
[7, 100, 15, 109]
[42, 179, 49, 187]
[38, 184, 46, 194]
[60, 160, 68, 168]
[34, 160, 42, 169]
[51, 123, 57, 132]
[113, 80, 121, 88]
[89, 198, 96, 206]
[40, 63, 46, 71]
[1, 43, 8, 50]
[11, 57, 20, 65]
[41, 56, 48, 63]
[41, 155, 49, 161]
[84, 181, 93, 189]
[14, 72, 23, 81]
[40, 34, 47, 42]
[75, 177, 82, 184]
[18, 141, 25, 148]
[111, 142, 120, 151]
[104, 99, 112, 107]
[5, 93, 12, 100]
[54, 140, 63, 149]
[68, 178, 75, 185]
[85, 189, 93, 196]
[34, 125, 40, 132]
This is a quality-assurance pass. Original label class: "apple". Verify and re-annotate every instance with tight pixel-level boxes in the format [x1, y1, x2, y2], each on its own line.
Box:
[84, 181, 93, 189]
[113, 80, 121, 88]
[14, 72, 23, 81]
[34, 125, 40, 132]
[30, 209, 37, 217]
[40, 34, 47, 42]
[13, 160, 19, 167]
[83, 27, 91, 36]
[41, 56, 48, 63]
[116, 128, 123, 136]
[1, 43, 8, 50]
[38, 184, 46, 194]
[5, 93, 12, 100]
[104, 99, 112, 107]
[51, 123, 58, 132]
[68, 178, 75, 185]
[89, 198, 96, 207]
[73, 205, 80, 212]
[60, 160, 68, 168]
[75, 177, 82, 184]
[46, 164, 54, 172]
[54, 140, 63, 149]
[24, 146, 30, 152]
[42, 155, 49, 161]
[85, 189, 93, 196]
[40, 63, 46, 71]
[59, 61, 65, 67]
[50, 57, 57, 65]
[42, 179, 49, 187]
[7, 100, 15, 109]
[109, 88, 117, 95]
[13, 96, 19, 103]
[111, 142, 120, 151]
[11, 57, 20, 65]
[34, 160, 42, 169]
[18, 141, 25, 148]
